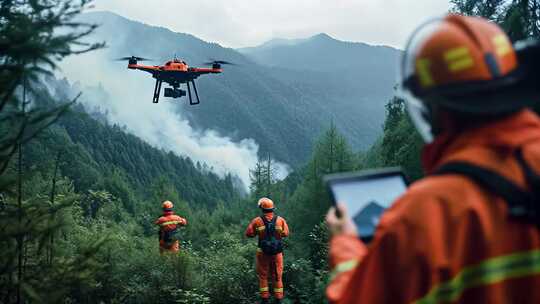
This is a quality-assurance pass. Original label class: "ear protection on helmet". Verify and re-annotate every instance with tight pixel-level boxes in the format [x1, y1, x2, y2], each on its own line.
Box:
[515, 39, 540, 91]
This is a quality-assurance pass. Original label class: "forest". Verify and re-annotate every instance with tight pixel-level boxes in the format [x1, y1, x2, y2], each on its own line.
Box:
[1, 0, 539, 303]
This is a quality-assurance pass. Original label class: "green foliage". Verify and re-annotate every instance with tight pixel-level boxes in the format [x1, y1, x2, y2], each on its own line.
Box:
[450, 0, 506, 19]
[250, 154, 279, 199]
[1, 87, 426, 304]
[364, 1, 540, 185]
[1, 87, 393, 304]
[282, 123, 356, 251]
[501, 0, 540, 40]
[0, 0, 100, 176]
[0, 0, 106, 303]
[196, 232, 256, 303]
[169, 288, 211, 304]
[55, 106, 238, 210]
[451, 0, 540, 40]
[0, 171, 107, 303]
[362, 95, 424, 180]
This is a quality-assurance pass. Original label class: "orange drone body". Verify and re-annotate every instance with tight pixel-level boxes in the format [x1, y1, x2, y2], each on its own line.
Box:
[119, 56, 229, 104]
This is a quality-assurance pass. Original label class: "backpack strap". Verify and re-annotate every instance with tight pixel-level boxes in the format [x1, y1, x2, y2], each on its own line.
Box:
[433, 150, 540, 225]
[515, 150, 540, 221]
[260, 215, 269, 235]
[260, 215, 278, 236]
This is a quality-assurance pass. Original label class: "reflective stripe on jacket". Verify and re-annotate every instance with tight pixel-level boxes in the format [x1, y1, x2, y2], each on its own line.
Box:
[327, 110, 540, 303]
[155, 212, 187, 232]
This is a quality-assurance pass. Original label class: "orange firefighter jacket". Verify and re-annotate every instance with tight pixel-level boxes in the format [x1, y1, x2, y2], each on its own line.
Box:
[155, 211, 187, 252]
[327, 109, 540, 303]
[245, 213, 290, 240]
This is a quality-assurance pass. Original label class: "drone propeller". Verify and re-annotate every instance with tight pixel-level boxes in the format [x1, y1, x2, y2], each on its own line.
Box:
[114, 56, 153, 62]
[203, 59, 237, 66]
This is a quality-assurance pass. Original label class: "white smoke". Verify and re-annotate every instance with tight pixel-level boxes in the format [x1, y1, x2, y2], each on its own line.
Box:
[58, 47, 289, 190]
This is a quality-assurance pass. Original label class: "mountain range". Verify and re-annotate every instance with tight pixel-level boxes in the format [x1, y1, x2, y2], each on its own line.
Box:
[66, 11, 400, 169]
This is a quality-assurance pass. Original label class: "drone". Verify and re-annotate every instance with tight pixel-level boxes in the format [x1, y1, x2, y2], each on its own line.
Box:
[116, 56, 234, 105]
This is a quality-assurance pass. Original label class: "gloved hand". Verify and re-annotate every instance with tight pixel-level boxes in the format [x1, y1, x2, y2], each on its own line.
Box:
[326, 204, 358, 237]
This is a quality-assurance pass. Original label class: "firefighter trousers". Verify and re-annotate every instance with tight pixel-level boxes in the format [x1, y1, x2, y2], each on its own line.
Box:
[159, 240, 180, 254]
[256, 250, 284, 299]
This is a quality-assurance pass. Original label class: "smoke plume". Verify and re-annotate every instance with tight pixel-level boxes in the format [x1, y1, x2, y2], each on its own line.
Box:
[58, 47, 289, 190]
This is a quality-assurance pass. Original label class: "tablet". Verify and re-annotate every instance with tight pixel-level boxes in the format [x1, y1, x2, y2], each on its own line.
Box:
[324, 168, 409, 242]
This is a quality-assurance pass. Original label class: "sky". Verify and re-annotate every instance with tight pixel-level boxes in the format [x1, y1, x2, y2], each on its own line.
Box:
[91, 0, 451, 49]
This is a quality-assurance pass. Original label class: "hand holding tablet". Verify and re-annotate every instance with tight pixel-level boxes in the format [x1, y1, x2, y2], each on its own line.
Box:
[324, 168, 409, 242]
[325, 203, 358, 236]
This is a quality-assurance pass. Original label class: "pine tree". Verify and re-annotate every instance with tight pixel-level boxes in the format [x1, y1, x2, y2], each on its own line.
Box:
[362, 95, 424, 180]
[450, 0, 505, 19]
[249, 154, 278, 199]
[249, 162, 265, 197]
[502, 0, 540, 40]
[451, 0, 540, 40]
[0, 1, 104, 302]
[282, 126, 356, 254]
[309, 123, 355, 180]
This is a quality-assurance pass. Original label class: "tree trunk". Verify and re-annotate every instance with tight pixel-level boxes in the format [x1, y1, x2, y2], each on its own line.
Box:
[48, 151, 62, 265]
[16, 76, 27, 304]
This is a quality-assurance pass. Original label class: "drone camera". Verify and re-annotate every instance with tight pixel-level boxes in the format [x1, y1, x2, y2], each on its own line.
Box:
[164, 88, 186, 98]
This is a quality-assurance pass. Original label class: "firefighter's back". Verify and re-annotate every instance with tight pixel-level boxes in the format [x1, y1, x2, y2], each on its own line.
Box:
[377, 123, 540, 303]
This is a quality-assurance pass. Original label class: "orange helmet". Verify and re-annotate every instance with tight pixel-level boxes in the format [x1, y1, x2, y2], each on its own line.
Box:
[162, 200, 174, 211]
[258, 197, 274, 212]
[401, 14, 538, 142]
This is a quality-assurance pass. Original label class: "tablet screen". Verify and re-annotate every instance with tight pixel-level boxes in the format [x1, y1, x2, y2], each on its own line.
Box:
[325, 169, 408, 239]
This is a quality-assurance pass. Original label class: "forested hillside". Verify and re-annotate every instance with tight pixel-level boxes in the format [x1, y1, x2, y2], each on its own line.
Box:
[239, 33, 400, 155]
[50, 79, 238, 207]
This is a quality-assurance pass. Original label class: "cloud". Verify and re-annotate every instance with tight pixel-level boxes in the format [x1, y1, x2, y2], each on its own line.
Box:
[91, 0, 450, 48]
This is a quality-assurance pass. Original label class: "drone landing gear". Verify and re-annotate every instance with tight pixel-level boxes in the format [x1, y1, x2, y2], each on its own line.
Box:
[186, 80, 200, 105]
[153, 79, 162, 103]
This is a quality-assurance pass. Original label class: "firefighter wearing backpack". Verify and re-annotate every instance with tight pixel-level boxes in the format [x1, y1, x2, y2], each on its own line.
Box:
[245, 197, 290, 304]
[155, 200, 187, 254]
[325, 14, 540, 303]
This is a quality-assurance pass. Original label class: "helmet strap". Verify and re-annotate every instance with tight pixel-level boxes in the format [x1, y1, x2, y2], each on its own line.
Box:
[428, 102, 477, 137]
[421, 101, 471, 139]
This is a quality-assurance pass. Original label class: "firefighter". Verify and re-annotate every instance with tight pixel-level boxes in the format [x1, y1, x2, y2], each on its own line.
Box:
[245, 197, 290, 304]
[155, 200, 187, 254]
[326, 14, 540, 303]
